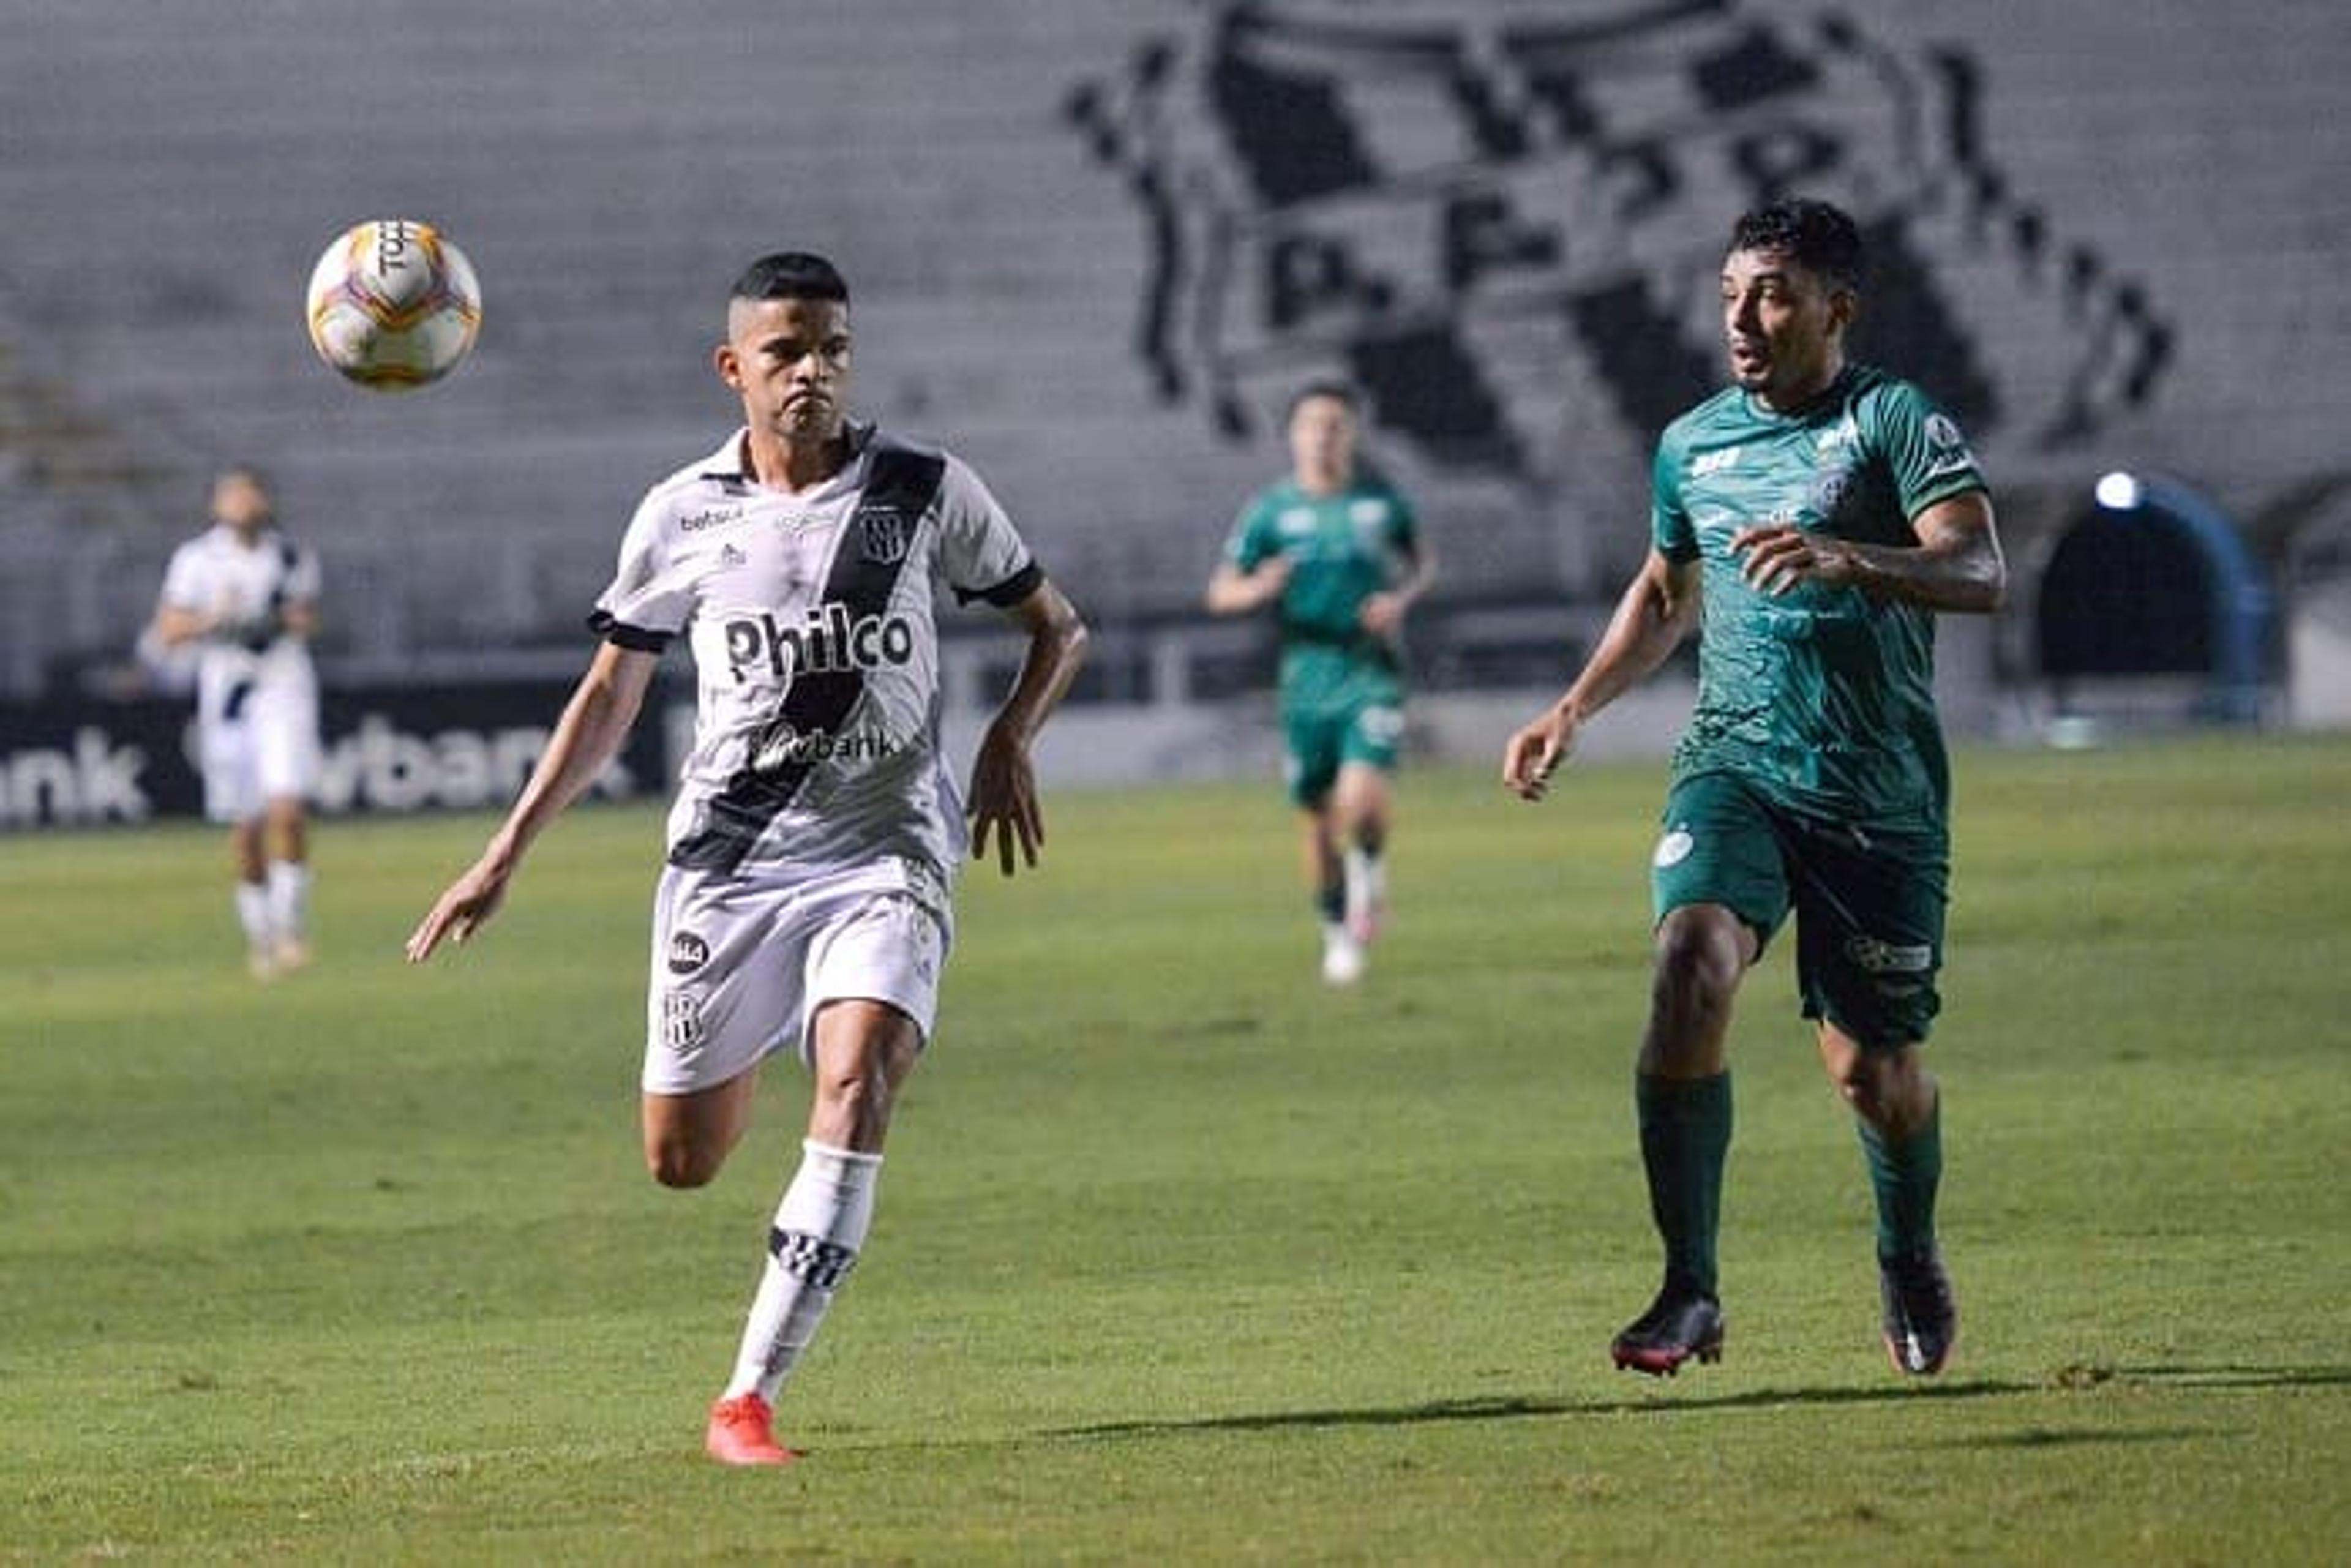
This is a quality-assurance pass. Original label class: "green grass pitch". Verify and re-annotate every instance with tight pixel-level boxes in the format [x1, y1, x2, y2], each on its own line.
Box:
[3, 733, 2346, 1562]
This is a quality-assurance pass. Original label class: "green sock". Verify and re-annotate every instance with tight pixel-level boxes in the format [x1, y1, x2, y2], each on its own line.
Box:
[1859, 1093, 1943, 1261]
[1635, 1070, 1732, 1298]
[1316, 881, 1344, 925]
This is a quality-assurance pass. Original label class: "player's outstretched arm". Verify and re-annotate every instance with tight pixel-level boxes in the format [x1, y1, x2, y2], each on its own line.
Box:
[1204, 557, 1291, 616]
[406, 643, 658, 961]
[967, 579, 1089, 877]
[1503, 549, 1698, 801]
[149, 600, 254, 650]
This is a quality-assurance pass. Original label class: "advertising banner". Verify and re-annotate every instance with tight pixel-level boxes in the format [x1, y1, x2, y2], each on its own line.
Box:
[0, 681, 678, 830]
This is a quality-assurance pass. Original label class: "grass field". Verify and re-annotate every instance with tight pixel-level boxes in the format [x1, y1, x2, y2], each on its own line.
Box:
[3, 732, 2347, 1564]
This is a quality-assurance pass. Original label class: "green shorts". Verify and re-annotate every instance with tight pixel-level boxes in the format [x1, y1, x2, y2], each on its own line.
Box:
[1651, 769, 1949, 1048]
[1280, 656, 1404, 808]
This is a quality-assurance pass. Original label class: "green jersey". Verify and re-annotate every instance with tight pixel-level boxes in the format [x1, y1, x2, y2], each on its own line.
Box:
[1652, 364, 1987, 824]
[1225, 475, 1420, 692]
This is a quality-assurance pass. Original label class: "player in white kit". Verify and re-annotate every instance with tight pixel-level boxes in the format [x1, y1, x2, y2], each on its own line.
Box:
[146, 467, 323, 980]
[405, 252, 1089, 1466]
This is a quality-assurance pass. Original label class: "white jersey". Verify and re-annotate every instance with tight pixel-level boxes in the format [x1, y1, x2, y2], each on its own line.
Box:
[592, 424, 1040, 879]
[157, 523, 322, 733]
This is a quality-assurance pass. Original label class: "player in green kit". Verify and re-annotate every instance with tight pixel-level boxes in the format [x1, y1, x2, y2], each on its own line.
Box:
[1502, 198, 2006, 1377]
[1209, 381, 1433, 986]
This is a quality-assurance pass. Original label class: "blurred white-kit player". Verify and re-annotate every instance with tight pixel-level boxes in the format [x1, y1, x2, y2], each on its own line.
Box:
[146, 465, 323, 979]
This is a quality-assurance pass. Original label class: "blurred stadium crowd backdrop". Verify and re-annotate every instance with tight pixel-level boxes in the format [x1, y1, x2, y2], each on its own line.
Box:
[2, 0, 2346, 824]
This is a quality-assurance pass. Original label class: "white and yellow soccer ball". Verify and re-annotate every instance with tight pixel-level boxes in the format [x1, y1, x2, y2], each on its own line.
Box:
[304, 219, 481, 390]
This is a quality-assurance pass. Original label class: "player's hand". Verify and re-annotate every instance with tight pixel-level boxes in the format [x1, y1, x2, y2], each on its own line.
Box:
[227, 613, 279, 653]
[1358, 590, 1406, 638]
[1501, 703, 1580, 801]
[404, 856, 516, 962]
[966, 721, 1044, 877]
[1245, 558, 1294, 607]
[1731, 521, 1856, 595]
[203, 604, 271, 649]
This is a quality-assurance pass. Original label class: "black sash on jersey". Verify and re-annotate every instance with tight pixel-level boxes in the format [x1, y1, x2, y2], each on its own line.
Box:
[667, 440, 947, 873]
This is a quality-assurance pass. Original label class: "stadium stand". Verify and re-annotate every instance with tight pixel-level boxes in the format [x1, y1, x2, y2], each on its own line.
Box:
[0, 0, 2345, 729]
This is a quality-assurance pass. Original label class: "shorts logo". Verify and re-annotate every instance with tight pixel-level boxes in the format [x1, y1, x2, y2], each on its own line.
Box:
[1654, 827, 1695, 869]
[1356, 703, 1406, 747]
[1846, 934, 1933, 974]
[667, 931, 710, 975]
[661, 989, 705, 1052]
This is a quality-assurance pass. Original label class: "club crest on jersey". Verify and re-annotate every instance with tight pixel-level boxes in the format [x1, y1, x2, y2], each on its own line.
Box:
[857, 507, 912, 565]
[1812, 466, 1858, 519]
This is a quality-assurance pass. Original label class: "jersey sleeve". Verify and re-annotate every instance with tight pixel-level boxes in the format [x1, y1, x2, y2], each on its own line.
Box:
[158, 541, 210, 610]
[587, 492, 689, 650]
[1223, 492, 1278, 572]
[1650, 431, 1698, 563]
[936, 454, 1041, 608]
[1873, 379, 1988, 520]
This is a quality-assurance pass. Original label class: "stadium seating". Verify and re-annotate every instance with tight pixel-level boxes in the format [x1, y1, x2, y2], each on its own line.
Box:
[0, 0, 2344, 704]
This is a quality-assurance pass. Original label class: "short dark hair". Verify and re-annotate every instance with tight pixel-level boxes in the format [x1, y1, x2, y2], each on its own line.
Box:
[1286, 378, 1360, 420]
[729, 252, 850, 307]
[1730, 198, 1864, 293]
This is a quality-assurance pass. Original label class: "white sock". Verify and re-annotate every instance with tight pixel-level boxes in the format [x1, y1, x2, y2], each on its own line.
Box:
[1343, 846, 1385, 931]
[724, 1140, 882, 1404]
[266, 860, 310, 947]
[235, 881, 273, 950]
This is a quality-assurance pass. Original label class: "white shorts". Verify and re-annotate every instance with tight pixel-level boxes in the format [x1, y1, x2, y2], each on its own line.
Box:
[197, 697, 320, 823]
[641, 855, 954, 1097]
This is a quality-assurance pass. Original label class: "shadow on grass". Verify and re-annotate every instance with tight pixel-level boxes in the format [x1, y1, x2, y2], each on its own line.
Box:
[1046, 1362, 2350, 1443]
[1936, 1425, 2222, 1449]
[1049, 1378, 2029, 1440]
[2105, 1363, 2351, 1390]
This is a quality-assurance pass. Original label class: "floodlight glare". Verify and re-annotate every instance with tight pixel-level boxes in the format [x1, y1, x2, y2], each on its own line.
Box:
[2095, 471, 2143, 511]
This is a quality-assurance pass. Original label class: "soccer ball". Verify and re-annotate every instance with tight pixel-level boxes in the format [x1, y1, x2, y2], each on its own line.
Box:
[304, 219, 481, 390]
